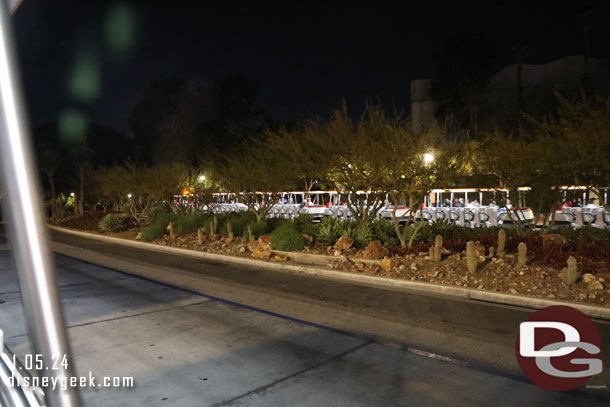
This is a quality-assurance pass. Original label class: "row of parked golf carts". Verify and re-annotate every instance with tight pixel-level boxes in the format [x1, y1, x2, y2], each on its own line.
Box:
[174, 187, 610, 229]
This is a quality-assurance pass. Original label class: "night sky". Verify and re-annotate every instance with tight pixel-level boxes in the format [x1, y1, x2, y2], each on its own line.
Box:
[11, 0, 610, 132]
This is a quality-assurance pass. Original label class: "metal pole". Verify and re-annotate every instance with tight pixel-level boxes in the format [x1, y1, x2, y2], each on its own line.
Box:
[0, 2, 80, 406]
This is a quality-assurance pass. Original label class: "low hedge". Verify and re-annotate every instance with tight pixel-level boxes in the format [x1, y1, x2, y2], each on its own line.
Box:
[243, 221, 267, 240]
[174, 213, 208, 236]
[271, 224, 307, 251]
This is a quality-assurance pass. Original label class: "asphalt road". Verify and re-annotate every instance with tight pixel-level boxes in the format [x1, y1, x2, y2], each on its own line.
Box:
[0, 230, 607, 406]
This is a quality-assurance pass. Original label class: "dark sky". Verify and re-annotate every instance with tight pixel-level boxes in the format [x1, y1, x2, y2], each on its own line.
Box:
[11, 0, 610, 132]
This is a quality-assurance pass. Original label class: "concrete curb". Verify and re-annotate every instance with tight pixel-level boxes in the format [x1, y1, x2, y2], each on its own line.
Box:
[48, 225, 610, 321]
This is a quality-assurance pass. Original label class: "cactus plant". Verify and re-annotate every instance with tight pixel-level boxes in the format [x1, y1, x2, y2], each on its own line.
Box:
[497, 229, 506, 257]
[559, 256, 578, 285]
[247, 224, 254, 242]
[466, 241, 477, 273]
[213, 216, 218, 234]
[517, 242, 527, 267]
[433, 235, 443, 262]
[227, 222, 234, 239]
[197, 226, 205, 244]
[488, 246, 495, 258]
[428, 246, 434, 259]
[167, 221, 175, 240]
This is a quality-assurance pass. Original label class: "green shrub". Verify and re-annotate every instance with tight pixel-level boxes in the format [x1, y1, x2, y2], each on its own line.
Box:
[317, 217, 342, 246]
[243, 221, 267, 240]
[97, 213, 128, 233]
[155, 211, 176, 228]
[339, 220, 354, 239]
[140, 211, 176, 242]
[414, 223, 434, 242]
[141, 205, 168, 226]
[429, 219, 455, 239]
[296, 221, 319, 239]
[223, 212, 257, 237]
[174, 213, 208, 236]
[579, 226, 610, 242]
[351, 221, 373, 247]
[140, 222, 167, 242]
[372, 219, 399, 247]
[271, 224, 307, 251]
[292, 214, 314, 227]
[265, 217, 290, 234]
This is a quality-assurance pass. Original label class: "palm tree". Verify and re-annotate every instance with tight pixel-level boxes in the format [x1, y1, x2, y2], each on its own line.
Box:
[36, 142, 63, 218]
[69, 145, 94, 216]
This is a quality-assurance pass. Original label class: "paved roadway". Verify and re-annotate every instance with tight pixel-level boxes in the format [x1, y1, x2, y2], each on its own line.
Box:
[0, 230, 607, 406]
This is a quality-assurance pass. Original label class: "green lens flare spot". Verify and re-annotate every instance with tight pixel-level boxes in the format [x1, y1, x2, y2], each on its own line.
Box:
[58, 110, 88, 144]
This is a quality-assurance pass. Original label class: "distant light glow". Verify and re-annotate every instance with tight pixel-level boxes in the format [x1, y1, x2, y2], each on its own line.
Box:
[70, 192, 75, 197]
[127, 193, 132, 199]
[423, 153, 435, 164]
[199, 175, 206, 182]
[69, 44, 101, 102]
[104, 3, 136, 60]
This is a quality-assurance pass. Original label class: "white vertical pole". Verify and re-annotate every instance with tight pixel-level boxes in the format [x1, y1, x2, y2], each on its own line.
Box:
[0, 3, 80, 406]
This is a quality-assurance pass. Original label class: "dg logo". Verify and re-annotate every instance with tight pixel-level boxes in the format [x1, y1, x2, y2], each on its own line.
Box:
[516, 305, 603, 391]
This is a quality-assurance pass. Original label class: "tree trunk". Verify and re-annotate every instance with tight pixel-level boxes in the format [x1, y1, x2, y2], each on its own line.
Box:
[79, 167, 85, 216]
[47, 173, 57, 218]
[407, 203, 424, 248]
[47, 173, 56, 200]
[391, 207, 406, 248]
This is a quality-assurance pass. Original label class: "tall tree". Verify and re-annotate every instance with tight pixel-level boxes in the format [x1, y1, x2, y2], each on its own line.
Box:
[265, 120, 330, 192]
[213, 142, 289, 223]
[128, 78, 198, 164]
[84, 123, 133, 166]
[198, 75, 270, 152]
[69, 144, 95, 216]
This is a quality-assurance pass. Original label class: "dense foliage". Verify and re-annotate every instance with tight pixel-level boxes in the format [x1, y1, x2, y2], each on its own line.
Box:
[271, 224, 308, 251]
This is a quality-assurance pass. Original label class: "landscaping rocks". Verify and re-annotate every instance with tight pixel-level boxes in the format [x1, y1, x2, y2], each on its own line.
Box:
[252, 249, 272, 260]
[362, 240, 389, 259]
[380, 257, 400, 271]
[334, 236, 355, 250]
[583, 273, 605, 290]
[365, 263, 381, 274]
[258, 236, 272, 250]
[334, 255, 355, 270]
